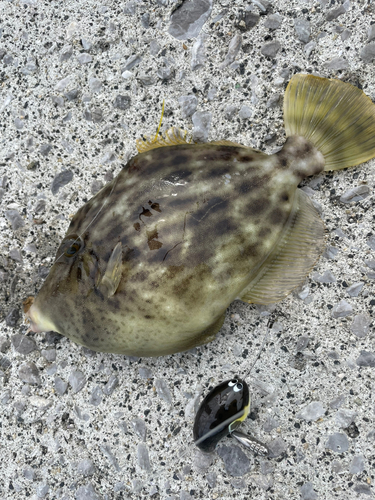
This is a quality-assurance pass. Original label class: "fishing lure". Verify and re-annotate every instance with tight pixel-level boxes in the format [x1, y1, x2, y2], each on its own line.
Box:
[193, 320, 271, 455]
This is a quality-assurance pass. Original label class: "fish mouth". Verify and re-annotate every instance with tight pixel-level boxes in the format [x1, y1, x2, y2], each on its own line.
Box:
[25, 301, 58, 334]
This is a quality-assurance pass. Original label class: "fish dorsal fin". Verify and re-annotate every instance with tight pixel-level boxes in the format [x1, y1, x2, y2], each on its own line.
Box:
[99, 242, 123, 297]
[209, 139, 248, 148]
[136, 126, 194, 153]
[240, 189, 325, 304]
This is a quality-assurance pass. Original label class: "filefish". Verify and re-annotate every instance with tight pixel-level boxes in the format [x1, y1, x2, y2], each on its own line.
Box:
[26, 75, 375, 356]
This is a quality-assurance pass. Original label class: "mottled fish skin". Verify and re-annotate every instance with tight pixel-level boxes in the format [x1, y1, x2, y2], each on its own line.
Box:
[28, 139, 324, 356]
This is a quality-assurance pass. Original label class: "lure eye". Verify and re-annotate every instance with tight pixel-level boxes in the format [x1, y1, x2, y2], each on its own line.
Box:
[193, 378, 250, 453]
[64, 241, 82, 257]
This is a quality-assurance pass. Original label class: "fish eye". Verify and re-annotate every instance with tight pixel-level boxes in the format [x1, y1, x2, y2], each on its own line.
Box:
[64, 241, 82, 257]
[234, 383, 243, 392]
[228, 379, 238, 387]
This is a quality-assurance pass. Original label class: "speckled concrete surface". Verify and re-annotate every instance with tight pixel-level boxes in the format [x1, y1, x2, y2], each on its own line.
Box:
[1, 0, 375, 499]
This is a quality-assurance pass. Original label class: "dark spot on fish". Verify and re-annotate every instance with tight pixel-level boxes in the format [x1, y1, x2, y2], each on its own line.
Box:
[270, 208, 284, 225]
[240, 154, 255, 163]
[144, 315, 154, 319]
[148, 239, 163, 250]
[171, 154, 189, 166]
[77, 266, 82, 281]
[279, 156, 288, 168]
[130, 271, 148, 282]
[140, 207, 152, 218]
[258, 227, 271, 238]
[280, 192, 289, 202]
[151, 202, 161, 212]
[134, 222, 141, 231]
[247, 198, 266, 215]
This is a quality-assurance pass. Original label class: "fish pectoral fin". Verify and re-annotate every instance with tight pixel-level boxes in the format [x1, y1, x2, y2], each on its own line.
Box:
[98, 242, 123, 297]
[136, 126, 194, 153]
[240, 189, 325, 305]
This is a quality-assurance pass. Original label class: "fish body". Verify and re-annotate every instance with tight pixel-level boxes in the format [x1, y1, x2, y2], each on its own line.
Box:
[26, 75, 375, 356]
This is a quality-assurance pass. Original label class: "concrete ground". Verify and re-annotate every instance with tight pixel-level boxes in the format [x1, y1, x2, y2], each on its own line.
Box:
[0, 0, 374, 498]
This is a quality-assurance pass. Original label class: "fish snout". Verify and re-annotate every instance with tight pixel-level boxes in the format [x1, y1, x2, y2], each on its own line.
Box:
[25, 301, 57, 333]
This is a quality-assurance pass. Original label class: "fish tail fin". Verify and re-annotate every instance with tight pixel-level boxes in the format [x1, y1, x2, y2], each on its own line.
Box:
[284, 74, 375, 171]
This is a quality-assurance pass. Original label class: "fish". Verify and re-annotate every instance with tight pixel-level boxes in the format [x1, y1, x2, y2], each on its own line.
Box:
[25, 75, 375, 356]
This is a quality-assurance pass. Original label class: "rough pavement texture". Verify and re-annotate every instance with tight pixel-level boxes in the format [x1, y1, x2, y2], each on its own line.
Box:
[0, 0, 374, 499]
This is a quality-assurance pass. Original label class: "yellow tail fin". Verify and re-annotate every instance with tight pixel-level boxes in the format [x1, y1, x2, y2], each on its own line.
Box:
[284, 74, 375, 171]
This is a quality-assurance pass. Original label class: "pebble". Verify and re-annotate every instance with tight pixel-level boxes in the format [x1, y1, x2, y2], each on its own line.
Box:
[51, 170, 73, 195]
[216, 444, 250, 477]
[68, 369, 87, 394]
[260, 41, 281, 58]
[237, 10, 259, 31]
[150, 40, 161, 57]
[192, 449, 214, 473]
[326, 5, 346, 21]
[266, 94, 280, 108]
[368, 25, 375, 42]
[54, 376, 68, 395]
[294, 19, 311, 43]
[51, 96, 65, 107]
[0, 337, 10, 353]
[154, 378, 172, 405]
[77, 459, 96, 477]
[100, 444, 120, 471]
[304, 41, 316, 58]
[324, 57, 349, 71]
[360, 43, 375, 63]
[168, 0, 212, 40]
[191, 35, 206, 71]
[365, 259, 375, 270]
[137, 443, 151, 471]
[23, 467, 36, 481]
[263, 415, 280, 432]
[88, 77, 102, 93]
[267, 438, 288, 458]
[90, 385, 103, 406]
[353, 484, 372, 495]
[9, 248, 23, 262]
[6, 308, 20, 327]
[331, 300, 353, 319]
[300, 482, 318, 500]
[131, 417, 147, 441]
[341, 28, 351, 41]
[346, 282, 364, 298]
[206, 471, 216, 488]
[81, 39, 93, 50]
[336, 409, 357, 427]
[238, 105, 252, 119]
[77, 53, 93, 64]
[11, 334, 37, 355]
[367, 235, 375, 251]
[5, 209, 25, 230]
[123, 54, 142, 71]
[231, 478, 246, 489]
[19, 362, 41, 385]
[75, 482, 101, 500]
[356, 351, 375, 368]
[323, 246, 338, 260]
[340, 185, 370, 203]
[351, 314, 371, 338]
[224, 104, 239, 119]
[29, 396, 52, 410]
[55, 75, 75, 91]
[349, 455, 365, 474]
[178, 95, 198, 118]
[59, 45, 73, 62]
[326, 432, 349, 453]
[102, 375, 119, 396]
[330, 394, 346, 409]
[36, 483, 49, 498]
[192, 111, 212, 142]
[220, 33, 242, 68]
[138, 367, 153, 379]
[297, 401, 325, 421]
[312, 270, 336, 283]
[264, 13, 282, 30]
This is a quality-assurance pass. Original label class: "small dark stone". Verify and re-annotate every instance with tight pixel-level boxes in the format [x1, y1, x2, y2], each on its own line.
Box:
[260, 41, 281, 58]
[11, 334, 37, 355]
[113, 94, 131, 110]
[5, 308, 20, 327]
[18, 362, 41, 385]
[51, 170, 73, 195]
[5, 210, 25, 230]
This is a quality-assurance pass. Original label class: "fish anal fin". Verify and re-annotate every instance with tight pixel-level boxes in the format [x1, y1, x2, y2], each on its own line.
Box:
[99, 242, 123, 297]
[240, 189, 325, 304]
[136, 127, 194, 153]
